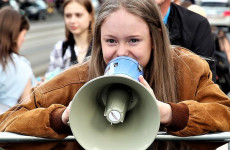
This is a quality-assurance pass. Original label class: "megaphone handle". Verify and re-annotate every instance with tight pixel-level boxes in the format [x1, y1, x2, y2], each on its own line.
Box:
[104, 85, 129, 124]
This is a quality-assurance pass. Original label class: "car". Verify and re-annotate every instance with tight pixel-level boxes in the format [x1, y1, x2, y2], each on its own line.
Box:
[200, 0, 230, 31]
[20, 0, 48, 20]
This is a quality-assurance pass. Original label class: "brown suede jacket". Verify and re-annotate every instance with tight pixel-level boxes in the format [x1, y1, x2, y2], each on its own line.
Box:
[0, 47, 230, 139]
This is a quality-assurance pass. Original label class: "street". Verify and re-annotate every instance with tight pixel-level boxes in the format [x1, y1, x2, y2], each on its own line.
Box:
[20, 12, 65, 77]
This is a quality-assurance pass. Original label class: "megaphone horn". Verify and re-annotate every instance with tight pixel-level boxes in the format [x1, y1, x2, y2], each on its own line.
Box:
[69, 56, 160, 150]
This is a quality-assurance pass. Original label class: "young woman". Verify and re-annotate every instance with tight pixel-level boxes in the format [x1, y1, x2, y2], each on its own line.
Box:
[0, 7, 36, 109]
[0, 0, 230, 149]
[215, 29, 230, 64]
[45, 0, 95, 79]
[214, 28, 230, 94]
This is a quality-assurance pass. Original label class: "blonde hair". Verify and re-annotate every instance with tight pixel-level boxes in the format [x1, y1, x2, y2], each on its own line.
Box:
[88, 0, 177, 103]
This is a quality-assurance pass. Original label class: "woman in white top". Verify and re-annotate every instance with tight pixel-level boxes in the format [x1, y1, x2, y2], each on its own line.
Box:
[46, 0, 95, 79]
[0, 7, 36, 111]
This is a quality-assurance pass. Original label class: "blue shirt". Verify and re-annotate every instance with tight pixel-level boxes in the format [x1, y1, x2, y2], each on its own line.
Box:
[163, 6, 171, 24]
[0, 54, 36, 107]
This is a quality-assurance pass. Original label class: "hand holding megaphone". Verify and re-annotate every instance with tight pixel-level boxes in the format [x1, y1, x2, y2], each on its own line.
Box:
[138, 75, 173, 125]
[67, 56, 160, 150]
[62, 73, 172, 126]
[62, 101, 72, 126]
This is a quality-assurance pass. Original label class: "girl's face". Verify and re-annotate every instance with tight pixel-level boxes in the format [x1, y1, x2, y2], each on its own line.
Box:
[17, 29, 27, 50]
[101, 8, 152, 67]
[64, 1, 91, 36]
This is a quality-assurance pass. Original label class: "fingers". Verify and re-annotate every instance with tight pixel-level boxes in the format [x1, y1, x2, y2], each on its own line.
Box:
[62, 101, 73, 126]
[139, 75, 151, 88]
[139, 75, 172, 124]
[67, 100, 73, 109]
[139, 75, 157, 99]
[139, 75, 152, 91]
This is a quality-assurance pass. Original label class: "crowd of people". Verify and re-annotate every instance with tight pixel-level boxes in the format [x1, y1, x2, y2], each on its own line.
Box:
[0, 0, 230, 149]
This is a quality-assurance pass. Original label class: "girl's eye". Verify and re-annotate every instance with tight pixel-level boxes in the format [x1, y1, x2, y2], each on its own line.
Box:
[76, 13, 83, 17]
[106, 39, 116, 43]
[129, 39, 139, 43]
[65, 14, 71, 18]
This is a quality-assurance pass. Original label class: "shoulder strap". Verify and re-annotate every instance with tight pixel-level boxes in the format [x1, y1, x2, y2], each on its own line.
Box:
[70, 45, 77, 63]
[62, 41, 68, 57]
[62, 42, 77, 63]
[86, 40, 93, 57]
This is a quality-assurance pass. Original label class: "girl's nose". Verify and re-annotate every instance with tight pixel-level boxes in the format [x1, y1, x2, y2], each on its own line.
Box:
[70, 16, 77, 23]
[117, 43, 129, 57]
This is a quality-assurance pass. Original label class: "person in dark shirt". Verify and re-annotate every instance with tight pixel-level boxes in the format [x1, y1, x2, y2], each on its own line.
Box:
[156, 0, 216, 82]
[0, 0, 9, 9]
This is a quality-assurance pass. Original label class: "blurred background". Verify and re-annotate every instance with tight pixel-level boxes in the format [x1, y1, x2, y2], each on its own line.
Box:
[4, 0, 230, 78]
[5, 0, 100, 77]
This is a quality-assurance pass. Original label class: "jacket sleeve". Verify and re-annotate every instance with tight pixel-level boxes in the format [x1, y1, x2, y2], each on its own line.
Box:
[0, 64, 88, 139]
[167, 58, 230, 136]
[0, 87, 70, 139]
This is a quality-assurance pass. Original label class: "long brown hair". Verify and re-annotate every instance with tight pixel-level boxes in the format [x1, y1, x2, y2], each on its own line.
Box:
[88, 0, 177, 103]
[63, 0, 95, 45]
[0, 6, 30, 71]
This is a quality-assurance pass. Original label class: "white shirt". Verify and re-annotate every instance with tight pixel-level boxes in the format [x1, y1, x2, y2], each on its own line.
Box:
[0, 54, 36, 107]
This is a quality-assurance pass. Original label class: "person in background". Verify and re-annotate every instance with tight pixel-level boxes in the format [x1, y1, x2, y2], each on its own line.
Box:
[156, 0, 216, 82]
[187, 0, 195, 4]
[181, 0, 206, 17]
[173, 0, 195, 5]
[97, 0, 104, 5]
[213, 28, 230, 94]
[0, 1, 230, 149]
[215, 29, 230, 64]
[0, 0, 9, 9]
[0, 6, 36, 111]
[45, 0, 95, 81]
[172, 0, 181, 5]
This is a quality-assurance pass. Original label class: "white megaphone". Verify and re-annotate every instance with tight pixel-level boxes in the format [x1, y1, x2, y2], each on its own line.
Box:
[69, 56, 160, 150]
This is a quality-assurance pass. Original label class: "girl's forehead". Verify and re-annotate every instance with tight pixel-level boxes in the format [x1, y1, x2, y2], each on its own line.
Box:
[100, 8, 150, 37]
[64, 1, 85, 12]
[102, 8, 141, 26]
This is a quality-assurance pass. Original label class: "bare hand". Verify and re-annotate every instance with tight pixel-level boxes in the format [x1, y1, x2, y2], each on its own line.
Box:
[138, 75, 172, 125]
[62, 101, 73, 125]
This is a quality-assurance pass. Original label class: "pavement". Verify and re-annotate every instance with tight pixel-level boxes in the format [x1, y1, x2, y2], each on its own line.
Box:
[20, 10, 65, 77]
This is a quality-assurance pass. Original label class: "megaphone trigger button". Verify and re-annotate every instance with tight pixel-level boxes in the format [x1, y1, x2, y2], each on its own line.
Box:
[114, 62, 118, 67]
[138, 64, 143, 73]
